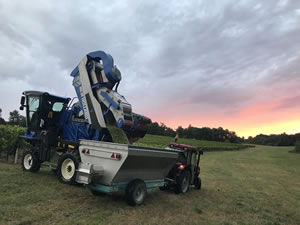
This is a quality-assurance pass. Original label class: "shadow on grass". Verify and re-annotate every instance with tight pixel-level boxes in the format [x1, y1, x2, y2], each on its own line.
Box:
[288, 150, 300, 154]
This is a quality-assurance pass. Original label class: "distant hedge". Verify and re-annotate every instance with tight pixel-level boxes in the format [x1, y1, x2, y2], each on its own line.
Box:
[247, 133, 300, 146]
[135, 134, 254, 151]
[0, 125, 27, 159]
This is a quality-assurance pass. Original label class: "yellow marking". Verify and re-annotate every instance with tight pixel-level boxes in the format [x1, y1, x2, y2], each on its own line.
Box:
[48, 111, 53, 118]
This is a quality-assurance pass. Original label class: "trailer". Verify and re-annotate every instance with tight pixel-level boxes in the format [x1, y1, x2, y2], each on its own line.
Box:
[76, 140, 178, 205]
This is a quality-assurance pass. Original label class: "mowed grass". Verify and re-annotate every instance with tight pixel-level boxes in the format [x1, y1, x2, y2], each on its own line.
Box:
[0, 144, 300, 225]
[134, 134, 252, 151]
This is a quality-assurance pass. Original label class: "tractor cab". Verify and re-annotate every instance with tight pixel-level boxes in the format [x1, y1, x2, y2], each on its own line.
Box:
[20, 91, 70, 140]
[162, 143, 203, 193]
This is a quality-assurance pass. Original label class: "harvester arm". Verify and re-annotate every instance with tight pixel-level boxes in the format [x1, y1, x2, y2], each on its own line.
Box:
[70, 51, 151, 143]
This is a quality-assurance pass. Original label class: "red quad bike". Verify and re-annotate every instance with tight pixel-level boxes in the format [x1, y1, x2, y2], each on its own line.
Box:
[161, 142, 203, 194]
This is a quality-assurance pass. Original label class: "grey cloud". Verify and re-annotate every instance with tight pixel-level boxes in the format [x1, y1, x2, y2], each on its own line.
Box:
[0, 23, 32, 47]
[137, 1, 300, 108]
[0, 0, 300, 126]
[275, 95, 300, 110]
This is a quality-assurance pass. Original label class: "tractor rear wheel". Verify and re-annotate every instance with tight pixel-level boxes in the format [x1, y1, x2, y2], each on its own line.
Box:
[22, 150, 41, 172]
[126, 179, 147, 206]
[175, 170, 191, 194]
[57, 152, 79, 184]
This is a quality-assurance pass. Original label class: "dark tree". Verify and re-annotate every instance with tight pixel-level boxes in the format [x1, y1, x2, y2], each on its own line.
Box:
[8, 110, 26, 127]
[176, 126, 185, 138]
[0, 108, 5, 125]
[0, 118, 5, 125]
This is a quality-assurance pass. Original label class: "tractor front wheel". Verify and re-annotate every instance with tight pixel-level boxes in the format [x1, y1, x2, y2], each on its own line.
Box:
[57, 153, 79, 184]
[22, 150, 41, 172]
[194, 176, 202, 190]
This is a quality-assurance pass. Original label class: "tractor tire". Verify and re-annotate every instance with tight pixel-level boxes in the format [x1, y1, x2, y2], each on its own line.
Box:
[57, 152, 79, 184]
[175, 170, 191, 194]
[126, 179, 147, 206]
[194, 176, 202, 190]
[22, 150, 41, 172]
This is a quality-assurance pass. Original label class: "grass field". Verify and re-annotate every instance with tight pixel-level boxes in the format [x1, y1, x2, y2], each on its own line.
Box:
[134, 134, 253, 151]
[0, 143, 299, 225]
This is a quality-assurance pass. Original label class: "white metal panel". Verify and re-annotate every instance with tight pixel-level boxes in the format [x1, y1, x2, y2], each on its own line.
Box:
[78, 140, 129, 185]
[77, 56, 106, 127]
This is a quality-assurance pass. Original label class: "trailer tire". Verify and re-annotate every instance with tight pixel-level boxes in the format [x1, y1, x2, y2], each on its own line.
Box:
[57, 153, 79, 184]
[22, 150, 41, 172]
[194, 176, 202, 190]
[175, 170, 191, 194]
[126, 179, 147, 206]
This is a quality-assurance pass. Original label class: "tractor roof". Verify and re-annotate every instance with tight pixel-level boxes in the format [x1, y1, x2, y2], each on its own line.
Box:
[22, 90, 71, 102]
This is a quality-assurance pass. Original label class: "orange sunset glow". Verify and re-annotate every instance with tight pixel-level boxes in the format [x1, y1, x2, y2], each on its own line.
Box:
[150, 117, 300, 139]
[146, 95, 300, 138]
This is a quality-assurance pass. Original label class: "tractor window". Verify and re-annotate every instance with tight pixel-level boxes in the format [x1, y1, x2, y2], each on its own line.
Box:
[178, 152, 187, 164]
[52, 102, 64, 112]
[191, 152, 197, 166]
[28, 96, 40, 128]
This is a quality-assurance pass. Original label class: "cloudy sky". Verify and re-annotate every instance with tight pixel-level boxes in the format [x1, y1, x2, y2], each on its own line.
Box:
[1, 0, 300, 137]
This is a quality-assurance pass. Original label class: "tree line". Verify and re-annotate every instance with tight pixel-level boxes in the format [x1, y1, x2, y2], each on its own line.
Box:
[147, 122, 242, 143]
[246, 133, 300, 146]
[147, 122, 300, 146]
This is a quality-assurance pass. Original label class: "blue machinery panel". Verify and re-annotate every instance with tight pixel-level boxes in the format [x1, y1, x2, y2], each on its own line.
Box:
[70, 50, 118, 84]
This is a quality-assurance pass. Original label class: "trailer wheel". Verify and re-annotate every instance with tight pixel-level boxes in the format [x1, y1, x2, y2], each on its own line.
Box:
[126, 179, 147, 206]
[57, 153, 79, 184]
[22, 150, 41, 172]
[175, 170, 191, 194]
[194, 176, 202, 190]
